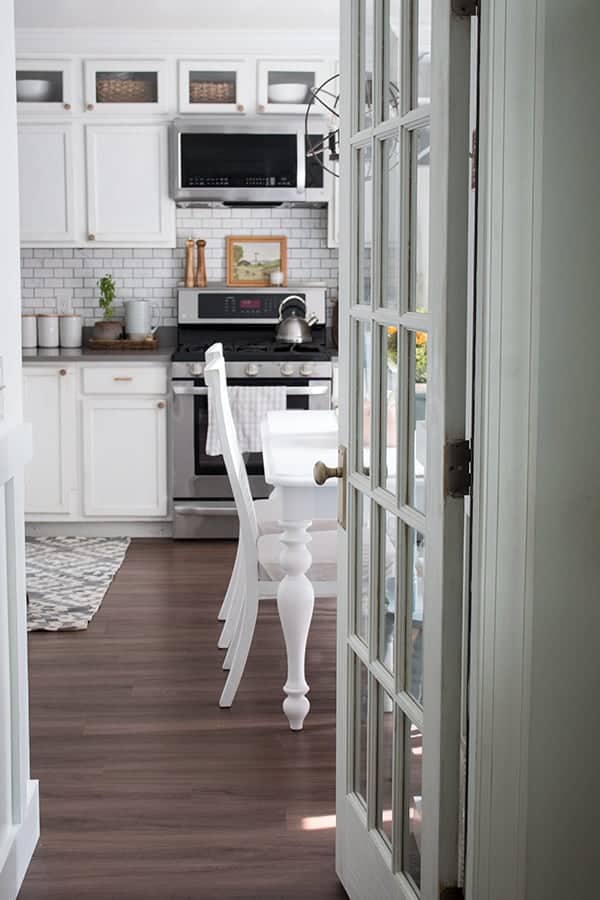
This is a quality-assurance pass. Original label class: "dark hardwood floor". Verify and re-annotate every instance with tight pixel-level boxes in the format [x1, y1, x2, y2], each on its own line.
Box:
[19, 539, 346, 900]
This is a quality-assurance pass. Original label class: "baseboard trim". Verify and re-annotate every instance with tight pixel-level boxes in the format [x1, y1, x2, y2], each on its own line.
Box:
[0, 781, 40, 900]
[26, 521, 173, 538]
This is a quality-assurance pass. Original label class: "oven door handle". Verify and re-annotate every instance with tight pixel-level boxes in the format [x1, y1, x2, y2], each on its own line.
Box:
[172, 384, 208, 396]
[172, 384, 329, 397]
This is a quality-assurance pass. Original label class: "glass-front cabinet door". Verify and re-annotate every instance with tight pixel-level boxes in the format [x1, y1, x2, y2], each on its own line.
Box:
[83, 59, 168, 114]
[178, 60, 250, 114]
[257, 58, 329, 114]
[16, 59, 73, 113]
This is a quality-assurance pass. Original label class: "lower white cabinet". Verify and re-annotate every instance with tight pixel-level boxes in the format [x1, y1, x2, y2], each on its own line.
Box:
[23, 362, 169, 522]
[82, 395, 167, 517]
[23, 365, 77, 516]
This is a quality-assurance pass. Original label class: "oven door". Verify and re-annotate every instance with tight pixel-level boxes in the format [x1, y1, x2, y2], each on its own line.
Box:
[171, 377, 331, 538]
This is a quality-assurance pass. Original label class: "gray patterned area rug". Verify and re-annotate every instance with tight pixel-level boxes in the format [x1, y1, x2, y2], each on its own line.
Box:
[26, 536, 130, 632]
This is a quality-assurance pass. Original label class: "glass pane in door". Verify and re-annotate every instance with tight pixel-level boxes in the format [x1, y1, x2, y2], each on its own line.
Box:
[382, 325, 399, 493]
[381, 134, 401, 310]
[353, 491, 371, 644]
[411, 126, 431, 311]
[357, 144, 373, 305]
[378, 510, 398, 674]
[404, 719, 423, 889]
[407, 529, 425, 703]
[362, 0, 375, 128]
[409, 329, 427, 513]
[377, 686, 395, 844]
[414, 0, 432, 106]
[356, 320, 372, 476]
[353, 655, 369, 804]
[386, 0, 402, 118]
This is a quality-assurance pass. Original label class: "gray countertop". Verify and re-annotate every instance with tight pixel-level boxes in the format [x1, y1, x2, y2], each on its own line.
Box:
[22, 327, 176, 365]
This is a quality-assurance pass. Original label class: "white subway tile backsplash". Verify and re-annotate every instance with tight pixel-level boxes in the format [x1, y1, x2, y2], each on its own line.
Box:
[20, 207, 338, 326]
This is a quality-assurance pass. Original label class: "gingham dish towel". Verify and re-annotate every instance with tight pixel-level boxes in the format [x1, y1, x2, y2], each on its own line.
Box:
[206, 385, 287, 455]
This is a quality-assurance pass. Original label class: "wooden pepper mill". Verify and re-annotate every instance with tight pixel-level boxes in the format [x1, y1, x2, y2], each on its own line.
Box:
[195, 239, 207, 288]
[184, 238, 195, 288]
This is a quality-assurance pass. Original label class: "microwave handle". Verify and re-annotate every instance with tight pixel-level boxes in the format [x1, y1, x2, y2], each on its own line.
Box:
[296, 131, 306, 194]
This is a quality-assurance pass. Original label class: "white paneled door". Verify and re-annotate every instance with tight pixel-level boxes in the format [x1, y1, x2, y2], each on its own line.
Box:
[335, 2, 471, 898]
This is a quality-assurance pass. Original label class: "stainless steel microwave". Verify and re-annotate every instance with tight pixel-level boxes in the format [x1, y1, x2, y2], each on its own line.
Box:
[169, 120, 327, 205]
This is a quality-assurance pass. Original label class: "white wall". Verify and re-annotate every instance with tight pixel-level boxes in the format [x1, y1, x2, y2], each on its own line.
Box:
[469, 1, 600, 898]
[525, 2, 600, 897]
[0, 1, 39, 896]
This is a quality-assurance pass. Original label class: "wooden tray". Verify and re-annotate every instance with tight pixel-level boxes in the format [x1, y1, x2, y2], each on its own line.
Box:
[86, 336, 160, 351]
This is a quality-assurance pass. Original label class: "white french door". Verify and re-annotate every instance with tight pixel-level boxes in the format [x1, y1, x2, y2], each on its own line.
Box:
[335, 2, 471, 898]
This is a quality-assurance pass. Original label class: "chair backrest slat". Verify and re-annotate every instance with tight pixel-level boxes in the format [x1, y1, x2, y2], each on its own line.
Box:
[204, 345, 259, 547]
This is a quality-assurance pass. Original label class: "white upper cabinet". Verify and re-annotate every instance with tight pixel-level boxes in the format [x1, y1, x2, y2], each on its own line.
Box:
[83, 59, 169, 114]
[178, 59, 251, 114]
[85, 124, 174, 245]
[16, 58, 74, 113]
[18, 123, 76, 243]
[257, 58, 329, 115]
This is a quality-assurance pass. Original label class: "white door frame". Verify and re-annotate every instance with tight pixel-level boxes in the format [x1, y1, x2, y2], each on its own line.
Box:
[465, 0, 545, 898]
[0, 1, 40, 896]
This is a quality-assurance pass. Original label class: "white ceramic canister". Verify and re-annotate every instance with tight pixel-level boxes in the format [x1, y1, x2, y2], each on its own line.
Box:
[21, 314, 37, 348]
[59, 314, 82, 348]
[37, 314, 59, 348]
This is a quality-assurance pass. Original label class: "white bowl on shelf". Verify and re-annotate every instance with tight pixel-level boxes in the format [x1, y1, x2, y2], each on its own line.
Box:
[267, 83, 308, 104]
[17, 79, 52, 102]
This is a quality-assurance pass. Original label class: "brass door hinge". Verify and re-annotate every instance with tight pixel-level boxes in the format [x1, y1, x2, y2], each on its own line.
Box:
[444, 440, 472, 498]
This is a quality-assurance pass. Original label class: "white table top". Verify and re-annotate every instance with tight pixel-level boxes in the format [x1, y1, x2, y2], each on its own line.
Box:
[261, 410, 339, 489]
[261, 409, 425, 487]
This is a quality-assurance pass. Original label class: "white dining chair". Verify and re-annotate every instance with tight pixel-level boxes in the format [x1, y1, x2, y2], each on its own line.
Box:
[204, 346, 338, 709]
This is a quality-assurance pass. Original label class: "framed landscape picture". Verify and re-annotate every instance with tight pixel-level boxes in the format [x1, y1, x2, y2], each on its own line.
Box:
[226, 236, 287, 287]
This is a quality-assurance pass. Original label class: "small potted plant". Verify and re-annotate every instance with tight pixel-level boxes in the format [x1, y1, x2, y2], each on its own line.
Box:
[93, 274, 122, 341]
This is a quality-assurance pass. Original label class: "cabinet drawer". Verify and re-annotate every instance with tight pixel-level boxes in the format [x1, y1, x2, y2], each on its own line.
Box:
[82, 366, 167, 395]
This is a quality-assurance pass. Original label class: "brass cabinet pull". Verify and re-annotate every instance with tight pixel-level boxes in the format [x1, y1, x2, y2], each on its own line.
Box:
[157, 401, 165, 409]
[59, 368, 67, 376]
[63, 102, 71, 110]
[88, 233, 96, 241]
[236, 103, 245, 112]
[86, 103, 94, 111]
[113, 376, 133, 382]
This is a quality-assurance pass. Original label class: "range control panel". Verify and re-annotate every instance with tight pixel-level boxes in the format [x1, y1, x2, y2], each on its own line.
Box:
[177, 286, 326, 325]
[197, 292, 305, 320]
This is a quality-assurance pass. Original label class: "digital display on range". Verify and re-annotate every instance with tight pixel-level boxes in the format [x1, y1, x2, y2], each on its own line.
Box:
[239, 299, 262, 309]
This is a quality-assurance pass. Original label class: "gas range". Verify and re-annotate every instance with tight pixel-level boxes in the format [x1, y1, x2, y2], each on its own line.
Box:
[171, 285, 333, 540]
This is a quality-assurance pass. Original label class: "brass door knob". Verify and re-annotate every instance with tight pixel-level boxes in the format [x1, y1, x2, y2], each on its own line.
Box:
[313, 460, 343, 485]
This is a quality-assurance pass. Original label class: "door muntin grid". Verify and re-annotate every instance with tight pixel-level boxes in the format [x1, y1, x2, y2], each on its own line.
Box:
[346, 0, 431, 888]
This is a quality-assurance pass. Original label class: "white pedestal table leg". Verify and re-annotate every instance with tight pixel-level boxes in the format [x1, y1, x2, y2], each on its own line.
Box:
[277, 519, 315, 731]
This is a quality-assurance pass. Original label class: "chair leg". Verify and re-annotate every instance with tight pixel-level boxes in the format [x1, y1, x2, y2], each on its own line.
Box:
[219, 586, 259, 708]
[218, 542, 242, 622]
